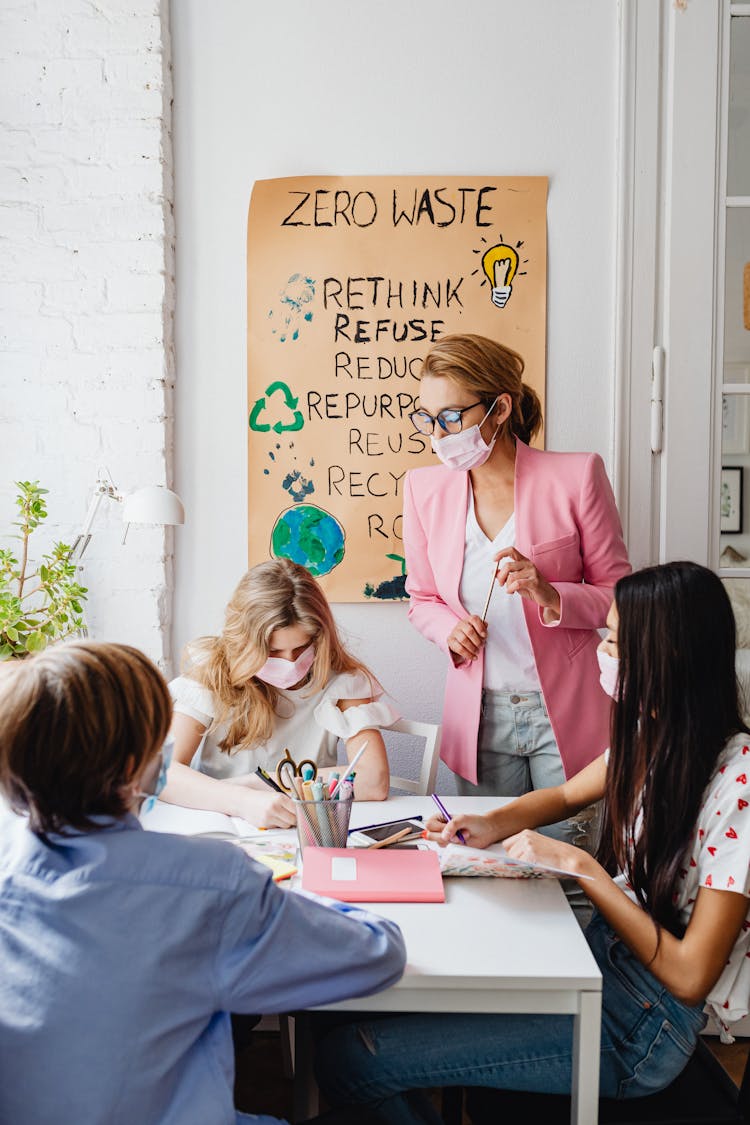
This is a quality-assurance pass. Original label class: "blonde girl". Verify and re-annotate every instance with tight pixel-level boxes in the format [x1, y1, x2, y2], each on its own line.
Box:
[162, 559, 396, 827]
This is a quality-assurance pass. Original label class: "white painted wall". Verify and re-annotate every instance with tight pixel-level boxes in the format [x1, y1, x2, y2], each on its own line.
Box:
[0, 0, 175, 669]
[171, 0, 619, 786]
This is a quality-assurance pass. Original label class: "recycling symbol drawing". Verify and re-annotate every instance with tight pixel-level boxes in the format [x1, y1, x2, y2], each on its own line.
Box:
[249, 380, 305, 434]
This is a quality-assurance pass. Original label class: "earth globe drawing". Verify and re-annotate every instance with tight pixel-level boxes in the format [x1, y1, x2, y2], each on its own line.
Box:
[270, 505, 345, 577]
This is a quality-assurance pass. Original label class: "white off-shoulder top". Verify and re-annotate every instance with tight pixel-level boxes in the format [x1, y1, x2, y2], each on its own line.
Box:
[169, 669, 399, 780]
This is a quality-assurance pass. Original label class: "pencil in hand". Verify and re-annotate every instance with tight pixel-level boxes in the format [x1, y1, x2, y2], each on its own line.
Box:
[481, 560, 500, 622]
[255, 766, 285, 794]
[431, 793, 467, 845]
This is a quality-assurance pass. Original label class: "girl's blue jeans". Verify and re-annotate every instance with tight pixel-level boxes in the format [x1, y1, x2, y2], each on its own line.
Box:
[313, 911, 707, 1125]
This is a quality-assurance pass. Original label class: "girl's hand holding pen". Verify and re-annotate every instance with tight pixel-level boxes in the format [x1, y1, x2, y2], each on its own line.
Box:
[231, 787, 297, 829]
[257, 792, 297, 828]
[423, 812, 497, 850]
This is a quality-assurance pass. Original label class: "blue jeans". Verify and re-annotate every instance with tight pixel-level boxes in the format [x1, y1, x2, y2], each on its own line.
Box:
[314, 911, 707, 1125]
[457, 690, 599, 921]
[456, 690, 564, 797]
[236, 1115, 288, 1123]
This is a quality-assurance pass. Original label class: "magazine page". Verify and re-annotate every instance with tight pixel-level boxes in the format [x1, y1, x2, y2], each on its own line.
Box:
[427, 841, 590, 880]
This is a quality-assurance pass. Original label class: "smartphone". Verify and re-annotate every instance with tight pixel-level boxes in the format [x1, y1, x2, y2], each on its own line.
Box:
[349, 819, 423, 846]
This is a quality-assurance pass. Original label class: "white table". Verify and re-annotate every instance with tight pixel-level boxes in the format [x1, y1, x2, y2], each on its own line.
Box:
[144, 795, 602, 1124]
[293, 796, 602, 1125]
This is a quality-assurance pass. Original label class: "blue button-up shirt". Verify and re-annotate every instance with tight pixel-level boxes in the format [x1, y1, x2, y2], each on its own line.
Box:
[0, 810, 406, 1125]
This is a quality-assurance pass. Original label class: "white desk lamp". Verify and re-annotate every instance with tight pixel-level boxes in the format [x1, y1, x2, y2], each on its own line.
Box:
[70, 467, 185, 562]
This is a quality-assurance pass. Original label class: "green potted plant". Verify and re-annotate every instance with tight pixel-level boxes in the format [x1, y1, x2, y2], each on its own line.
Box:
[0, 481, 88, 659]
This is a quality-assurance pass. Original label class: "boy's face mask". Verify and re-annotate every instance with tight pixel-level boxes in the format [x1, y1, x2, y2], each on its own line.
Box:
[138, 736, 174, 816]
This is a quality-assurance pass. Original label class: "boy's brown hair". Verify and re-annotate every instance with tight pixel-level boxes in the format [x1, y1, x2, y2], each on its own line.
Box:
[0, 641, 172, 834]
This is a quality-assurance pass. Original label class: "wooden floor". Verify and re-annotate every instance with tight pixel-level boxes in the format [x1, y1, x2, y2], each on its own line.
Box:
[235, 1030, 749, 1122]
[706, 1035, 750, 1087]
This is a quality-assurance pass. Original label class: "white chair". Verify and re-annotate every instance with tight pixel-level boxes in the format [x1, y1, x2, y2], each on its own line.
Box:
[386, 717, 442, 795]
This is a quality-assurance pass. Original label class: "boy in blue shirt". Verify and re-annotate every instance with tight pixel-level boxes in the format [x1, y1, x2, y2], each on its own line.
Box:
[0, 641, 405, 1125]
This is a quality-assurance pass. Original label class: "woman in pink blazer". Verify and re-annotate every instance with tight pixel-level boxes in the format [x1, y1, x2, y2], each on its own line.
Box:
[404, 334, 630, 834]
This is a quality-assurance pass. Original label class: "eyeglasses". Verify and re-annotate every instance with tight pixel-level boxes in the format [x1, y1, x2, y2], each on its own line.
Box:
[409, 400, 488, 436]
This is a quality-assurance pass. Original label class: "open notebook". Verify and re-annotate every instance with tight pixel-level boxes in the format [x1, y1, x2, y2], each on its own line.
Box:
[141, 802, 298, 882]
[141, 800, 260, 839]
[427, 842, 594, 880]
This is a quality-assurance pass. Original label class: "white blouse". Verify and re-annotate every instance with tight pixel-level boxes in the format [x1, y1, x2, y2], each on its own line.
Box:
[458, 496, 541, 692]
[169, 668, 399, 780]
[611, 733, 750, 1041]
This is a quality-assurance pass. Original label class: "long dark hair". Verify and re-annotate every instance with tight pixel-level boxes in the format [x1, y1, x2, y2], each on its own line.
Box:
[597, 562, 747, 935]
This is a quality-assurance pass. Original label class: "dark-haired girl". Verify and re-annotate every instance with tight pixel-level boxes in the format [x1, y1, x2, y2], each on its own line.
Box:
[315, 562, 750, 1124]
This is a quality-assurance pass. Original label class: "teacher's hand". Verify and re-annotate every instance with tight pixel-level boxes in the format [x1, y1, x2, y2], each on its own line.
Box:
[447, 615, 487, 665]
[494, 548, 561, 623]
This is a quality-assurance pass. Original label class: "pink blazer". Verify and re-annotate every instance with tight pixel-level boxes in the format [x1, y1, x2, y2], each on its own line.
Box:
[402, 441, 631, 784]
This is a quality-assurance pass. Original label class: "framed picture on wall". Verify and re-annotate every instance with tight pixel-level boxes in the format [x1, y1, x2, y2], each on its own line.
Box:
[722, 365, 750, 455]
[722, 394, 750, 454]
[721, 466, 744, 534]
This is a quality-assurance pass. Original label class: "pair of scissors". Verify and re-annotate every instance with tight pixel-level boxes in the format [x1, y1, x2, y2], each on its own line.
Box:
[275, 747, 318, 793]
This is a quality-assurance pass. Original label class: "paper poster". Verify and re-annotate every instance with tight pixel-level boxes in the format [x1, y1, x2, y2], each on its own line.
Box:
[247, 176, 547, 601]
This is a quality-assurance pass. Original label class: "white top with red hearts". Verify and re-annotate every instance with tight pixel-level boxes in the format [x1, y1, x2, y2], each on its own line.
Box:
[613, 732, 750, 1041]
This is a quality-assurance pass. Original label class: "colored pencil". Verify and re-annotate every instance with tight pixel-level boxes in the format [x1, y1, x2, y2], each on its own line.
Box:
[431, 793, 467, 845]
[481, 560, 500, 622]
[330, 740, 369, 799]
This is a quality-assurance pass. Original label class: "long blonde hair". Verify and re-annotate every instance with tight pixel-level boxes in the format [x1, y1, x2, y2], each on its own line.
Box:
[186, 559, 374, 753]
[420, 333, 543, 445]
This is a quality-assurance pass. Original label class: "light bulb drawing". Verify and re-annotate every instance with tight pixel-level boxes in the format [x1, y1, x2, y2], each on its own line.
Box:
[472, 235, 528, 309]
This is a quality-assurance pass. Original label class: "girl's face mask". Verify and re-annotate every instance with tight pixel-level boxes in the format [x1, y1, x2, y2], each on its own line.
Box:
[430, 398, 501, 471]
[255, 642, 315, 690]
[597, 648, 620, 699]
[138, 736, 174, 815]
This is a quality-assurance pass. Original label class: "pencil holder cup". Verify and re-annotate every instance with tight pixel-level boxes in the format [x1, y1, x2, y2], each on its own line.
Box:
[294, 796, 353, 852]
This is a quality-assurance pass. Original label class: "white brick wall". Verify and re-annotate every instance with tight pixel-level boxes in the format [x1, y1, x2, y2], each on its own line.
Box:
[0, 0, 176, 672]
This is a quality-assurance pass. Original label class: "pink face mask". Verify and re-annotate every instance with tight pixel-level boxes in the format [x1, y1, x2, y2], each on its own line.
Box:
[430, 398, 500, 471]
[597, 649, 620, 699]
[255, 642, 315, 690]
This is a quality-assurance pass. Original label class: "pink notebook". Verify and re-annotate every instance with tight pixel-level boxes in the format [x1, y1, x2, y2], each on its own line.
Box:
[301, 847, 445, 903]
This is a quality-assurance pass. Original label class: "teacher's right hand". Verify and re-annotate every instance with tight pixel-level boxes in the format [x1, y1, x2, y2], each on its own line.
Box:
[447, 615, 487, 665]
